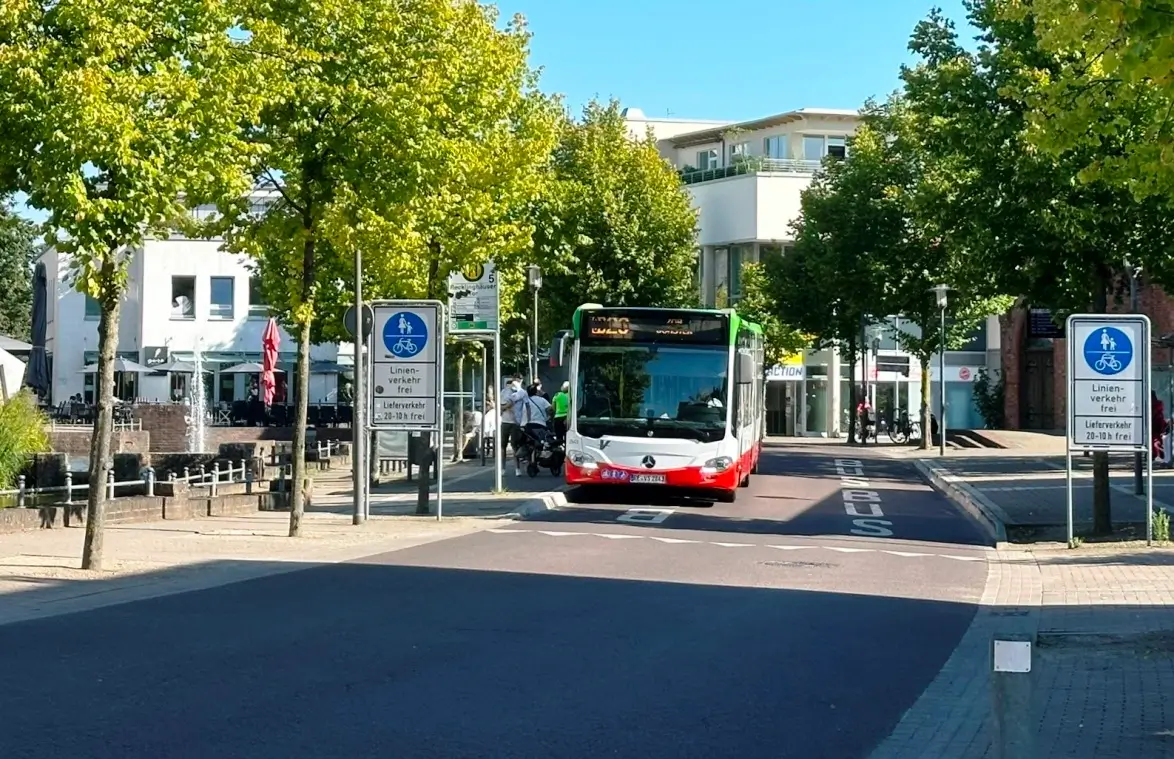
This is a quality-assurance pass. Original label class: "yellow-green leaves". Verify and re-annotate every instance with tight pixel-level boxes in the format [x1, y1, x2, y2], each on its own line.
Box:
[228, 0, 559, 345]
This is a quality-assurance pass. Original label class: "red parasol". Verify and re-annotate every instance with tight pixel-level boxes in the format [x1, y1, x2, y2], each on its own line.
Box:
[261, 318, 281, 406]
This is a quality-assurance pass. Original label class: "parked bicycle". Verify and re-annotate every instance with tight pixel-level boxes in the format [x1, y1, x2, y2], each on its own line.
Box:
[887, 410, 921, 445]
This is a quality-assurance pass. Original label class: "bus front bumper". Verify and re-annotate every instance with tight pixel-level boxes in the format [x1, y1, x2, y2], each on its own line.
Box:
[565, 460, 740, 491]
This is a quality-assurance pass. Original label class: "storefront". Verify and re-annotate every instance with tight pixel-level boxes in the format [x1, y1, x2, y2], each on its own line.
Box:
[765, 357, 804, 436]
[765, 351, 841, 437]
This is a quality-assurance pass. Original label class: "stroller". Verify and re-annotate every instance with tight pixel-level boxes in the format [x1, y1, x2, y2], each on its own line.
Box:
[518, 423, 565, 478]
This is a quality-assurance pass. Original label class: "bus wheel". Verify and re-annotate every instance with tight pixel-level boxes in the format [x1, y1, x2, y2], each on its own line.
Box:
[716, 489, 737, 504]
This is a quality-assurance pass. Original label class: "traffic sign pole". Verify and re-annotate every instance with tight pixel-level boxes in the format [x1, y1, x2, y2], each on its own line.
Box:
[1064, 314, 1153, 547]
[352, 246, 366, 526]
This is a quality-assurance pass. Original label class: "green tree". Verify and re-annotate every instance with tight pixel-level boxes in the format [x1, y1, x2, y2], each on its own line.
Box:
[0, 204, 38, 341]
[736, 261, 810, 369]
[900, 1, 1174, 529]
[1000, 0, 1174, 196]
[0, 0, 264, 568]
[224, 0, 557, 526]
[528, 100, 699, 339]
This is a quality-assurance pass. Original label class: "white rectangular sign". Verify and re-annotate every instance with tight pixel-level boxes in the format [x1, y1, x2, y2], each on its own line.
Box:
[370, 301, 442, 430]
[1066, 314, 1150, 451]
[447, 261, 499, 333]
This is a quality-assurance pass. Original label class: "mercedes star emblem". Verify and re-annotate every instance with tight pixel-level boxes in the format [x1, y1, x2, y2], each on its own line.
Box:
[642, 455, 656, 469]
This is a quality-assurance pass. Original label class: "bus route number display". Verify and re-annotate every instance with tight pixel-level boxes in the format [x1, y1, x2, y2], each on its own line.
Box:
[584, 312, 726, 344]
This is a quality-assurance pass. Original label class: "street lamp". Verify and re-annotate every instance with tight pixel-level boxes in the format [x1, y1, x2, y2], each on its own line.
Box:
[929, 284, 951, 456]
[527, 264, 542, 383]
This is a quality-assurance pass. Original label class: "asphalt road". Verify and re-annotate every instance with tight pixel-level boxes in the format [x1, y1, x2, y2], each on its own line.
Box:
[0, 443, 989, 759]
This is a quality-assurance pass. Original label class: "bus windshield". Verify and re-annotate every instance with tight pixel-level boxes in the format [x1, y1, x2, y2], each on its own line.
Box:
[575, 344, 729, 442]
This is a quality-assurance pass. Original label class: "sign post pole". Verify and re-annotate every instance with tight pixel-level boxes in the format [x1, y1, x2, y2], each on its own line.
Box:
[1065, 314, 1152, 548]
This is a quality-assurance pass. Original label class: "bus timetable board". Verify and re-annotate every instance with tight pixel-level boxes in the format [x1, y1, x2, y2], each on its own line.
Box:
[581, 310, 728, 345]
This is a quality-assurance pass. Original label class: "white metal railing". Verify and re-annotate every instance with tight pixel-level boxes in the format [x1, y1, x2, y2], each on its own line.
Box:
[49, 418, 142, 432]
[680, 157, 823, 184]
[267, 439, 342, 466]
[0, 459, 256, 506]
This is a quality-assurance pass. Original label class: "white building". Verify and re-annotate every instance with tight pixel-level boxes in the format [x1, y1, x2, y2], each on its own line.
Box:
[43, 211, 349, 408]
[626, 106, 1000, 437]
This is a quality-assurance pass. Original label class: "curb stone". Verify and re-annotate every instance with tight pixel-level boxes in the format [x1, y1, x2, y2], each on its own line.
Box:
[509, 491, 568, 519]
[913, 459, 1009, 545]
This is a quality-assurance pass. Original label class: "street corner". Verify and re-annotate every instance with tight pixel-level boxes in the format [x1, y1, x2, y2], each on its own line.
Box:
[910, 458, 1008, 547]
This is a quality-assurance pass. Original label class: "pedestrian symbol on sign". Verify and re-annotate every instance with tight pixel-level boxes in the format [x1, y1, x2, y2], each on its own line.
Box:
[1082, 325, 1132, 376]
[383, 311, 428, 358]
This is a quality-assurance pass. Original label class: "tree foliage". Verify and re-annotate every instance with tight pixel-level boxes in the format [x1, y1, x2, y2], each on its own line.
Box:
[0, 203, 37, 341]
[735, 261, 809, 369]
[222, 0, 558, 524]
[0, 0, 264, 568]
[525, 100, 699, 346]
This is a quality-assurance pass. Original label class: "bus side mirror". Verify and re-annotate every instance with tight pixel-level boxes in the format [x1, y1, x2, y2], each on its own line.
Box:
[737, 353, 755, 382]
[549, 331, 572, 368]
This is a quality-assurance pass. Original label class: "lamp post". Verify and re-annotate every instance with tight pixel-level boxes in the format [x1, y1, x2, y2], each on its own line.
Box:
[527, 264, 542, 384]
[930, 285, 951, 456]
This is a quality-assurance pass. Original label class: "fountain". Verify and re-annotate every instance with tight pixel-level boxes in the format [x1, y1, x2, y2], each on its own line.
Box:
[187, 340, 207, 453]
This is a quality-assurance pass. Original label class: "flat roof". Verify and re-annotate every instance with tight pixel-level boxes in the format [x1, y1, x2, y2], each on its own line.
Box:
[665, 108, 860, 148]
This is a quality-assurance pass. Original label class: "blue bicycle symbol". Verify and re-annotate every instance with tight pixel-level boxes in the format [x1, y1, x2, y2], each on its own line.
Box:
[1094, 354, 1122, 372]
[382, 310, 428, 358]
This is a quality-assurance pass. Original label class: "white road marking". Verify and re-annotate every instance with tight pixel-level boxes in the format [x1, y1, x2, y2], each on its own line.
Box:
[617, 508, 675, 524]
[483, 529, 989, 562]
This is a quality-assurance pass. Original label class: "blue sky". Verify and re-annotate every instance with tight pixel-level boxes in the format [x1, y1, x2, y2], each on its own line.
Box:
[508, 0, 971, 121]
[14, 0, 976, 224]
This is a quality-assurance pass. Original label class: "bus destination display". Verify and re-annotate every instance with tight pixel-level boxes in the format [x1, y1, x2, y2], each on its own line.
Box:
[584, 312, 727, 344]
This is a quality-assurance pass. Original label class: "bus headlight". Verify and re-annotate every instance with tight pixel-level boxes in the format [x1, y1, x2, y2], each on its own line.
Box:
[701, 456, 734, 475]
[569, 451, 598, 470]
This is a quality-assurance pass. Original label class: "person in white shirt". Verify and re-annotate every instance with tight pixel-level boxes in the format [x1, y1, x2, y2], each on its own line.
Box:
[499, 373, 528, 475]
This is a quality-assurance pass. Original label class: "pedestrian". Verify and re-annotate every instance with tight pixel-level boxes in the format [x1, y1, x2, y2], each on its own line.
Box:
[1152, 391, 1167, 462]
[499, 372, 527, 476]
[552, 381, 570, 443]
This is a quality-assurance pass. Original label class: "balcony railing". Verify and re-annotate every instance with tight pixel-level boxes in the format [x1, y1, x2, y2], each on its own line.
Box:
[679, 157, 823, 185]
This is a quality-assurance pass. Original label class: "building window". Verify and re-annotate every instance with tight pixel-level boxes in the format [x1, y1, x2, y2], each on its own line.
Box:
[248, 277, 268, 318]
[764, 135, 787, 159]
[696, 149, 719, 170]
[729, 142, 750, 162]
[803, 135, 825, 161]
[171, 276, 196, 319]
[210, 276, 234, 320]
[84, 294, 101, 320]
[826, 135, 847, 159]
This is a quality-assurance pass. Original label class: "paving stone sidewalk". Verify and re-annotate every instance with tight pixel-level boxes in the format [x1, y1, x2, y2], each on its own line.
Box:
[0, 461, 565, 627]
[869, 544, 1174, 757]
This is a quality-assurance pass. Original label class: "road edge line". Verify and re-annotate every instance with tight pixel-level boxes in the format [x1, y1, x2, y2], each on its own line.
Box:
[912, 459, 1009, 546]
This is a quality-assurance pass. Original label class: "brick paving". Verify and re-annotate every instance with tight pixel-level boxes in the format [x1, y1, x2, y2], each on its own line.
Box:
[869, 546, 1174, 758]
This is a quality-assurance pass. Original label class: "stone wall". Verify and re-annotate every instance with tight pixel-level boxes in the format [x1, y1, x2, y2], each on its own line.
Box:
[133, 402, 352, 453]
[0, 490, 277, 534]
[49, 428, 149, 456]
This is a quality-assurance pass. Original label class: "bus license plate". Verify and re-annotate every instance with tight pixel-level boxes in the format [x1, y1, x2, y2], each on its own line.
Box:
[630, 473, 666, 484]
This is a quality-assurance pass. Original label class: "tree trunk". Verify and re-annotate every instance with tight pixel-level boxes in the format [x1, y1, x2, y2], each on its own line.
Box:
[453, 353, 464, 463]
[81, 263, 122, 571]
[1092, 274, 1112, 534]
[288, 227, 316, 537]
[416, 431, 432, 515]
[919, 354, 932, 450]
[288, 316, 312, 536]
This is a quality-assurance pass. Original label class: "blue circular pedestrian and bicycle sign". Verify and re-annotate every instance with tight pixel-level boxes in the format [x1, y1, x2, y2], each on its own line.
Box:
[382, 311, 428, 358]
[1082, 326, 1133, 376]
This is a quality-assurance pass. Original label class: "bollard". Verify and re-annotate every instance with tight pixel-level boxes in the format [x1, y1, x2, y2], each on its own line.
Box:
[65, 472, 73, 504]
[991, 633, 1035, 759]
[211, 462, 220, 497]
[106, 470, 115, 500]
[198, 464, 206, 484]
[17, 474, 26, 508]
[245, 461, 254, 494]
[146, 466, 155, 497]
[169, 471, 177, 486]
[238, 459, 246, 484]
[184, 466, 190, 483]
